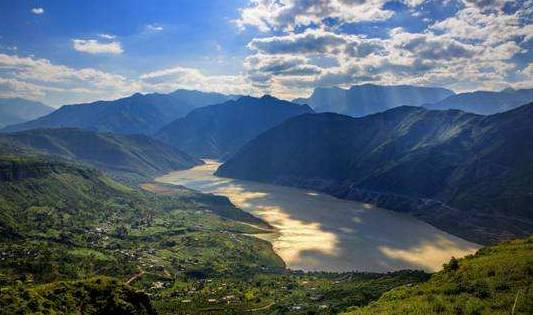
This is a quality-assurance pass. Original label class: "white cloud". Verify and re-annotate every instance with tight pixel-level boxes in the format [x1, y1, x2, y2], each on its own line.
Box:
[0, 53, 139, 105]
[0, 51, 256, 106]
[140, 66, 255, 96]
[72, 39, 124, 54]
[99, 33, 116, 39]
[31, 7, 44, 15]
[235, 0, 425, 32]
[146, 24, 164, 32]
[236, 0, 533, 98]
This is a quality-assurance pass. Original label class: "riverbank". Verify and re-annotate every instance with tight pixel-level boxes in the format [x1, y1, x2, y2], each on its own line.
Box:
[156, 161, 480, 272]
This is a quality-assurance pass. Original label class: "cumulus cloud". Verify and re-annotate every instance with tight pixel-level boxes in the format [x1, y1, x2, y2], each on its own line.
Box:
[235, 0, 426, 32]
[31, 7, 44, 15]
[140, 66, 255, 95]
[0, 53, 139, 105]
[0, 52, 258, 106]
[72, 39, 124, 54]
[237, 0, 533, 97]
[4, 0, 533, 104]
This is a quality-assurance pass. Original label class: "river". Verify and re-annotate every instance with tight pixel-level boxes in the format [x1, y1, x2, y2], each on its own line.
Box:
[156, 160, 480, 273]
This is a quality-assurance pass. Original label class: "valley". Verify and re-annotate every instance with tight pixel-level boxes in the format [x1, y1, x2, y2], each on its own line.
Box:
[2, 0, 533, 313]
[157, 161, 480, 273]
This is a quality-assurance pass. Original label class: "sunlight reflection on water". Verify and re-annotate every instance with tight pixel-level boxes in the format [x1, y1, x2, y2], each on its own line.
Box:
[156, 160, 481, 272]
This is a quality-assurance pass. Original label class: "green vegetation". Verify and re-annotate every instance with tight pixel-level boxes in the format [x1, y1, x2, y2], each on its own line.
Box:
[151, 270, 428, 314]
[0, 127, 201, 183]
[345, 237, 533, 315]
[0, 277, 156, 315]
[1, 146, 531, 314]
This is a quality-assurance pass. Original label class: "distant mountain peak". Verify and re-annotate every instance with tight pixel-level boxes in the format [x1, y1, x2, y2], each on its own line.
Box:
[297, 84, 454, 117]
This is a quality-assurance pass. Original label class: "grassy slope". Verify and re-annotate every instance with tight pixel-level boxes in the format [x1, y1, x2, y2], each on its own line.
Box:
[0, 277, 156, 315]
[0, 154, 433, 314]
[0, 155, 283, 314]
[0, 128, 202, 183]
[3, 147, 530, 314]
[345, 237, 533, 315]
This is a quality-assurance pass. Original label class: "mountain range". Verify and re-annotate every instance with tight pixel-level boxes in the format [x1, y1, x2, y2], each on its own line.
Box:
[0, 128, 201, 180]
[2, 90, 236, 135]
[216, 103, 533, 244]
[295, 85, 533, 117]
[294, 84, 454, 117]
[0, 98, 54, 128]
[423, 87, 533, 114]
[156, 95, 313, 159]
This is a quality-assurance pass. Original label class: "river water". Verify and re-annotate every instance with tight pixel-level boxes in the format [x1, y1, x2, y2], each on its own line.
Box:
[156, 160, 480, 273]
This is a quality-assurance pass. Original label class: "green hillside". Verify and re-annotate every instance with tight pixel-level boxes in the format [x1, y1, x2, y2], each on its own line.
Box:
[0, 152, 432, 314]
[0, 277, 156, 315]
[345, 237, 533, 315]
[0, 153, 284, 313]
[0, 128, 201, 182]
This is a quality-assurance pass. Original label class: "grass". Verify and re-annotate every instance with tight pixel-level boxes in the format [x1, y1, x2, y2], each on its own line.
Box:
[345, 237, 533, 315]
[1, 154, 531, 314]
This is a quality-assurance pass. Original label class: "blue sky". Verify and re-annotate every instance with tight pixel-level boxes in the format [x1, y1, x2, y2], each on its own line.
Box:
[0, 0, 532, 107]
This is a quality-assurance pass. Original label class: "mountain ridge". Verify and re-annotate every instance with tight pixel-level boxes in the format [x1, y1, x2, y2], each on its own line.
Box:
[0, 128, 201, 180]
[423, 87, 533, 114]
[293, 84, 454, 117]
[2, 90, 237, 135]
[0, 98, 54, 128]
[216, 103, 533, 244]
[156, 95, 313, 159]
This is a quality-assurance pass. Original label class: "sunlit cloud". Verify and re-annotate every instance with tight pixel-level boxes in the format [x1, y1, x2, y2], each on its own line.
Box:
[140, 65, 256, 96]
[72, 39, 124, 54]
[236, 0, 533, 98]
[31, 7, 44, 15]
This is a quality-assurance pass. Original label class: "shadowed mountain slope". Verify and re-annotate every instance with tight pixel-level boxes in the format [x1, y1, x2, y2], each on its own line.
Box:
[424, 87, 533, 114]
[217, 103, 533, 244]
[156, 95, 313, 159]
[0, 98, 54, 128]
[2, 90, 236, 135]
[0, 128, 201, 179]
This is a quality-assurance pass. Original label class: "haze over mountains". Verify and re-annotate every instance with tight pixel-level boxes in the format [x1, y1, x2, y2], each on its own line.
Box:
[295, 85, 533, 117]
[217, 103, 533, 245]
[2, 90, 236, 135]
[423, 88, 533, 115]
[156, 95, 313, 159]
[294, 84, 454, 117]
[0, 98, 54, 128]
